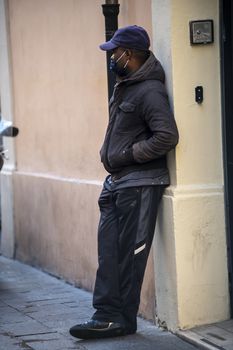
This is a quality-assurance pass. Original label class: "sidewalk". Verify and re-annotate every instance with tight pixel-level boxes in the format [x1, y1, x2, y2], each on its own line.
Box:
[0, 255, 198, 350]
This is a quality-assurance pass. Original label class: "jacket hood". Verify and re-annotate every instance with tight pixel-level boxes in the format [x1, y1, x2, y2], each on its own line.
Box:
[121, 51, 165, 85]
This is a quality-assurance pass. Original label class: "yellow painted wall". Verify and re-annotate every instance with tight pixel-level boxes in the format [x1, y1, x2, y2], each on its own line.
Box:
[172, 0, 223, 186]
[153, 0, 230, 330]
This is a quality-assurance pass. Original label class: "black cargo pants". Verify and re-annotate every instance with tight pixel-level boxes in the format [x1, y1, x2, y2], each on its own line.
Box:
[92, 184, 165, 332]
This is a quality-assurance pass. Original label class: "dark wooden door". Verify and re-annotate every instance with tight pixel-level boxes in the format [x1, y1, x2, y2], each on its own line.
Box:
[221, 0, 233, 315]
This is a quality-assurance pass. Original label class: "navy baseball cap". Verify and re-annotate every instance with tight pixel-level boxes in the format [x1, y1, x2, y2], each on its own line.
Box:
[99, 25, 150, 51]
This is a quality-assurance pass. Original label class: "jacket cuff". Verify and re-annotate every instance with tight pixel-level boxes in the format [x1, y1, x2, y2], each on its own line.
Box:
[122, 147, 134, 163]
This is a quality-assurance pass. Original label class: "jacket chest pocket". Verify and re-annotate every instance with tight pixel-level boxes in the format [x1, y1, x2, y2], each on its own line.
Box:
[116, 102, 138, 132]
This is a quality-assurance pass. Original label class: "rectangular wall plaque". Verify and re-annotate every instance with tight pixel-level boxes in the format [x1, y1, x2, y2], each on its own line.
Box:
[190, 20, 214, 45]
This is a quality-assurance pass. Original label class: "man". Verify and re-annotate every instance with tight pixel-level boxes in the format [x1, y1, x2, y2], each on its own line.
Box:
[70, 25, 178, 340]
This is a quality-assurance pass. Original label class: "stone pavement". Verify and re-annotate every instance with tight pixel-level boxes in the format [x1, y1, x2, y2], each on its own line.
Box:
[177, 320, 233, 350]
[0, 255, 198, 350]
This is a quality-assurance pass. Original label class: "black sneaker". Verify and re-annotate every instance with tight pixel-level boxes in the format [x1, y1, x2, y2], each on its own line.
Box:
[69, 319, 127, 339]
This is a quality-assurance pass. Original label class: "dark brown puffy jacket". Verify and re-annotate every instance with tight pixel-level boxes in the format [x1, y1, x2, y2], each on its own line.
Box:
[100, 52, 179, 179]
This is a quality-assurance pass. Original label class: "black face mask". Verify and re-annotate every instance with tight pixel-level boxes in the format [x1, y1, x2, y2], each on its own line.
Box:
[109, 51, 130, 77]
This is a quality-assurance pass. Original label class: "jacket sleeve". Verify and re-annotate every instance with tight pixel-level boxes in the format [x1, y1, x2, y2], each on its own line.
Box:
[132, 86, 179, 163]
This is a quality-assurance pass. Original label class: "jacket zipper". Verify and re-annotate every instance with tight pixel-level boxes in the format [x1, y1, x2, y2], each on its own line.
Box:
[104, 102, 119, 171]
[104, 85, 125, 172]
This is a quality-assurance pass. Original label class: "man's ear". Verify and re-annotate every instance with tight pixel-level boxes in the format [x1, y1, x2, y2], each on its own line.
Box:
[125, 49, 133, 59]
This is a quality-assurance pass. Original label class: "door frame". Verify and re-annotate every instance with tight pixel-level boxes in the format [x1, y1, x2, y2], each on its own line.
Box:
[220, 0, 233, 316]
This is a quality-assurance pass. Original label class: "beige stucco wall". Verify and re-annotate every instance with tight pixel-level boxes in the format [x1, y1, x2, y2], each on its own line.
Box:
[8, 0, 152, 179]
[4, 0, 228, 330]
[0, 0, 17, 258]
[9, 0, 107, 179]
[0, 0, 155, 320]
[153, 0, 230, 330]
[119, 0, 152, 40]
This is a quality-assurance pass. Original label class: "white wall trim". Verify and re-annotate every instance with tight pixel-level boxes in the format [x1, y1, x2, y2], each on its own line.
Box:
[166, 184, 224, 198]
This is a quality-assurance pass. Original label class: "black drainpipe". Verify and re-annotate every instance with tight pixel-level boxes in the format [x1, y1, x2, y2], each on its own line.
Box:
[102, 0, 120, 100]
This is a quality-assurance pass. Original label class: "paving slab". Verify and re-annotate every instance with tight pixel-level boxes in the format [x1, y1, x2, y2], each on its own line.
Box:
[18, 333, 86, 350]
[0, 306, 32, 324]
[177, 321, 233, 350]
[0, 319, 52, 337]
[0, 332, 26, 350]
[0, 255, 198, 350]
[215, 319, 233, 333]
